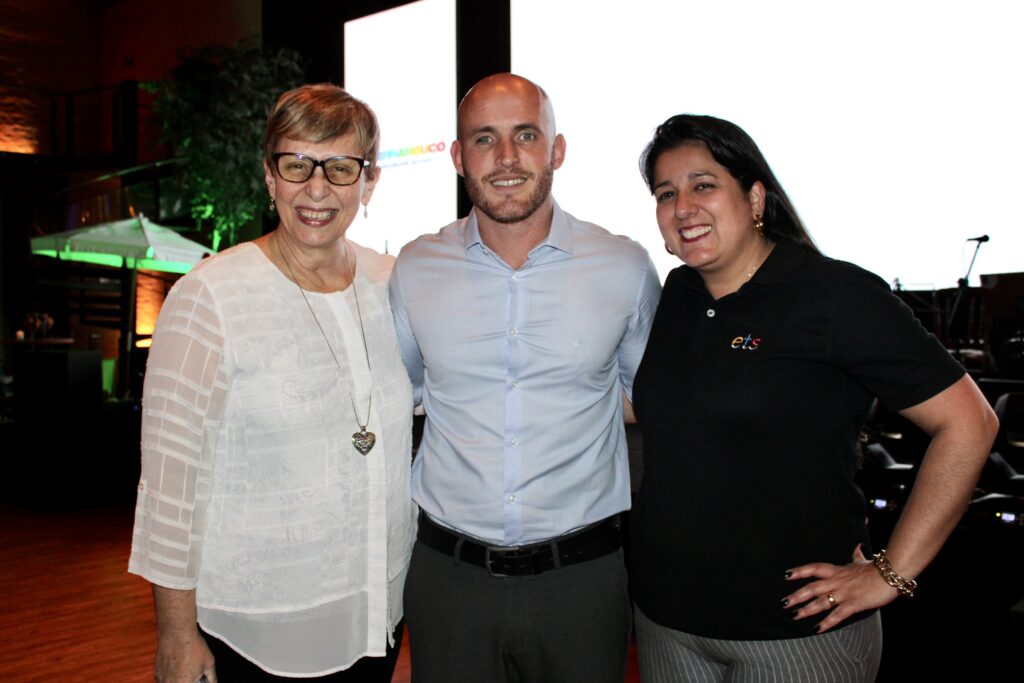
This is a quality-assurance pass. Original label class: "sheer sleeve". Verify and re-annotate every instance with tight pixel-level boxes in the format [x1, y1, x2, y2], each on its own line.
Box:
[128, 274, 229, 589]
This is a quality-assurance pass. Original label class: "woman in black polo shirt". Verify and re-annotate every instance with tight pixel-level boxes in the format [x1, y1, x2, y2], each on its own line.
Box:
[629, 114, 998, 682]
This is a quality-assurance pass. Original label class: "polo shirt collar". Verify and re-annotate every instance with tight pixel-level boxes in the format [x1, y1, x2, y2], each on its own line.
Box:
[463, 200, 573, 256]
[750, 238, 808, 285]
[678, 238, 810, 293]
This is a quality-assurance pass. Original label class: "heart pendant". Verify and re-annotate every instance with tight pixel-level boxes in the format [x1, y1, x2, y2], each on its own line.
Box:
[352, 429, 376, 455]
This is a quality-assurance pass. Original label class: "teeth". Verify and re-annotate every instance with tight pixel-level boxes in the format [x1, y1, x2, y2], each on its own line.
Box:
[492, 178, 526, 187]
[297, 209, 335, 221]
[681, 225, 712, 239]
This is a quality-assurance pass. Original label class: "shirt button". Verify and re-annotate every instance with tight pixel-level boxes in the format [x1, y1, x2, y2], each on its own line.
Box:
[511, 272, 519, 280]
[507, 495, 516, 503]
[511, 380, 519, 389]
[509, 327, 518, 336]
[706, 309, 716, 318]
[511, 437, 519, 445]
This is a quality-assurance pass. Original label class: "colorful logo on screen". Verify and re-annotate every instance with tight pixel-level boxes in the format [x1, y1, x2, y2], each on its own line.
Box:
[378, 141, 447, 167]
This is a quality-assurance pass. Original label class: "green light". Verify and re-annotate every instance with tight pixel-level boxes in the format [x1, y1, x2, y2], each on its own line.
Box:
[33, 248, 196, 274]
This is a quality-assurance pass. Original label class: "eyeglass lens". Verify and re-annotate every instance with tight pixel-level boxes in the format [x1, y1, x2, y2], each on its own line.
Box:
[276, 154, 364, 185]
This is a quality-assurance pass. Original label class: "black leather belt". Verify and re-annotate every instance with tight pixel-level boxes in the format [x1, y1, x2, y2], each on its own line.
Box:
[417, 514, 621, 577]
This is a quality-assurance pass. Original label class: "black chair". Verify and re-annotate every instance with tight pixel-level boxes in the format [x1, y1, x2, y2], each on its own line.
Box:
[985, 452, 1024, 496]
[863, 399, 930, 466]
[978, 393, 1024, 497]
[862, 442, 914, 474]
[994, 393, 1024, 464]
[856, 441, 916, 512]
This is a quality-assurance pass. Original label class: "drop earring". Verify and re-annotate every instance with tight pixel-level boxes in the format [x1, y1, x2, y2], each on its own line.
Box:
[269, 197, 276, 213]
[363, 204, 369, 219]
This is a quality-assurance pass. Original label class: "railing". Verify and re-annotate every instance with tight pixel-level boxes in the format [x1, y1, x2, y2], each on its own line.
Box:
[1, 77, 194, 235]
[31, 157, 190, 236]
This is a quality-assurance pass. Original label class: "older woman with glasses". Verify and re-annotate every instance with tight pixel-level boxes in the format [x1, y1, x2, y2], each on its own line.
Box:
[129, 84, 415, 682]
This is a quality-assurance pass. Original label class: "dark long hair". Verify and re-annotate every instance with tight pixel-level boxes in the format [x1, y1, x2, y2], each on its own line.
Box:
[640, 114, 818, 253]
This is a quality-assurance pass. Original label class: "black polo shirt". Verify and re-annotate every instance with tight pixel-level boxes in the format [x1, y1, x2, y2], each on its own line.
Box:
[630, 239, 965, 640]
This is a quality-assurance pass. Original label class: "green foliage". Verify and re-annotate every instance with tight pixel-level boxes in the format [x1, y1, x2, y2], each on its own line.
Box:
[145, 42, 305, 249]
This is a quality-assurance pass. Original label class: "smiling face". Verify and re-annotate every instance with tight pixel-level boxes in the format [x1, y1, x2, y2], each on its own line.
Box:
[264, 134, 377, 252]
[452, 75, 565, 226]
[653, 142, 766, 288]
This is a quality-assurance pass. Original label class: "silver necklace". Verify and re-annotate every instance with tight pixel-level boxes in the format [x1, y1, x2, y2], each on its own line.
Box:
[278, 240, 376, 455]
[744, 240, 774, 281]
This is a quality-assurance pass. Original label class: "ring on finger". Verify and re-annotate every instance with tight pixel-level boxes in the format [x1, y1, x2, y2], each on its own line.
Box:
[826, 592, 837, 608]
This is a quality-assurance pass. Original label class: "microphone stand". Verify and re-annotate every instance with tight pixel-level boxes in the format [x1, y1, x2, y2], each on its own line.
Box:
[948, 238, 987, 360]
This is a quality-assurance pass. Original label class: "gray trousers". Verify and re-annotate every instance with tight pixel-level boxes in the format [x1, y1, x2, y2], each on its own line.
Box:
[635, 605, 883, 683]
[404, 541, 632, 683]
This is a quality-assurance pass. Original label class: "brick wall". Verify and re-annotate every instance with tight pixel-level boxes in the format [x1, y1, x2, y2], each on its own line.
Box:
[0, 0, 260, 158]
[0, 0, 101, 154]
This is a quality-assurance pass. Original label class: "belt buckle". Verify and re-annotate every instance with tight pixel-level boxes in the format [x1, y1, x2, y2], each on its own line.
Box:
[484, 545, 519, 577]
[485, 544, 553, 577]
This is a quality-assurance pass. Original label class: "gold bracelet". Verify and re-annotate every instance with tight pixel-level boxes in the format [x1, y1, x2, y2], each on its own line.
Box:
[872, 549, 917, 598]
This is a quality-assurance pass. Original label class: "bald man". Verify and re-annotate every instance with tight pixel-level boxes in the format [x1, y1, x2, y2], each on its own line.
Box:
[390, 74, 661, 682]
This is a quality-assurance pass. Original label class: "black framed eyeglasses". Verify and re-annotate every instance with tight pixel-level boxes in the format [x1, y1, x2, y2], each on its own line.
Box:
[272, 153, 370, 186]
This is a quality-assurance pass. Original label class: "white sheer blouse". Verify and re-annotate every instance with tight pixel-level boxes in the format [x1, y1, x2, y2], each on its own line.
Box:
[128, 241, 415, 677]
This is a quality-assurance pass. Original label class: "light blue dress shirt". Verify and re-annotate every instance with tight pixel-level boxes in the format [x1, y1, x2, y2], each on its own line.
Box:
[390, 202, 661, 545]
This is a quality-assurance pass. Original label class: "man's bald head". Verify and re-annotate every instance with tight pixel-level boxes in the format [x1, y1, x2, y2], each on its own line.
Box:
[449, 73, 565, 227]
[457, 73, 556, 141]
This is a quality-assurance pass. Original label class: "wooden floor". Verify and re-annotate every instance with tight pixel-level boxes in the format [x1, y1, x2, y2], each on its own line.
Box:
[0, 502, 156, 682]
[0, 500, 640, 682]
[0, 501, 404, 683]
[0, 410, 178, 681]
[3, 486, 1019, 682]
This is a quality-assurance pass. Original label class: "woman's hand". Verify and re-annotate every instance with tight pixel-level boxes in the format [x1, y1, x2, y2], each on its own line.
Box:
[784, 376, 998, 635]
[781, 544, 897, 634]
[154, 628, 216, 683]
[151, 585, 217, 683]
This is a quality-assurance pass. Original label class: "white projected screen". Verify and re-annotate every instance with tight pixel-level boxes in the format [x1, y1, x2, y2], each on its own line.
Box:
[344, 0, 456, 255]
[512, 0, 1023, 288]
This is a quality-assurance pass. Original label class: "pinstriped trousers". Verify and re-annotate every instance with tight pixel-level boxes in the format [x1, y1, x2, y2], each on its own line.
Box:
[634, 605, 882, 683]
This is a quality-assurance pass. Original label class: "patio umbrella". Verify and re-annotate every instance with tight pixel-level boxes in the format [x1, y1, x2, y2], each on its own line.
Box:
[30, 213, 213, 274]
[31, 214, 213, 396]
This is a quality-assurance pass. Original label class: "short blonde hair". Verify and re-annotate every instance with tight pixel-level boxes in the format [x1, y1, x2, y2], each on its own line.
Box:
[264, 84, 380, 173]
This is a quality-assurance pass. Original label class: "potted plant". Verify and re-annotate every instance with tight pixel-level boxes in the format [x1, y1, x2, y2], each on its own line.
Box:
[147, 41, 304, 250]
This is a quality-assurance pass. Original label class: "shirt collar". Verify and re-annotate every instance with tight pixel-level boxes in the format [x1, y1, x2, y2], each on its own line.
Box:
[463, 200, 573, 256]
[678, 238, 811, 293]
[750, 238, 808, 285]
